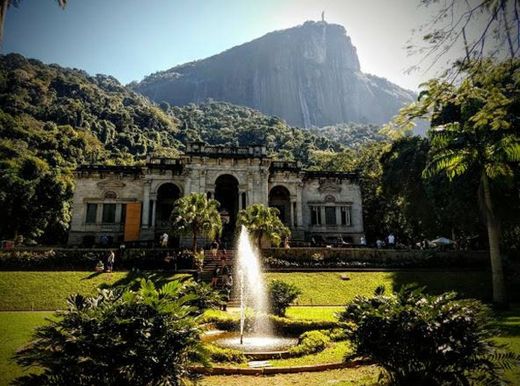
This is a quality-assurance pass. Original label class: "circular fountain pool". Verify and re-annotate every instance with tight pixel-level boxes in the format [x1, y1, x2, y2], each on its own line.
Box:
[211, 332, 297, 353]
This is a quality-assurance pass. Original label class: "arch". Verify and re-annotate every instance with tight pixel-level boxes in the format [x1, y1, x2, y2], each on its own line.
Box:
[156, 183, 181, 226]
[214, 174, 239, 242]
[269, 185, 291, 226]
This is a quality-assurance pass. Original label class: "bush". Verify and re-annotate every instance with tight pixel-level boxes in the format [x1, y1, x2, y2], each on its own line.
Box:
[205, 344, 246, 363]
[13, 279, 206, 385]
[202, 312, 342, 336]
[0, 248, 195, 270]
[339, 285, 519, 385]
[287, 330, 330, 357]
[268, 280, 302, 316]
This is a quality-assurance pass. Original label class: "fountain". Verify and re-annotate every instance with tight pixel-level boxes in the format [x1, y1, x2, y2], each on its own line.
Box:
[211, 226, 297, 354]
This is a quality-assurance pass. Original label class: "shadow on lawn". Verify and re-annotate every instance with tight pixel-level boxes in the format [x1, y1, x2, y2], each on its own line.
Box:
[81, 272, 104, 280]
[388, 270, 493, 302]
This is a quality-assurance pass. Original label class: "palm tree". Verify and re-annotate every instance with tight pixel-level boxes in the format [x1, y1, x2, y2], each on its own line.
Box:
[410, 59, 520, 306]
[237, 203, 290, 250]
[170, 193, 222, 252]
[0, 0, 66, 44]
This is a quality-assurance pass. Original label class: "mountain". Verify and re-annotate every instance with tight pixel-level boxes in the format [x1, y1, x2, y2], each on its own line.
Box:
[133, 21, 416, 128]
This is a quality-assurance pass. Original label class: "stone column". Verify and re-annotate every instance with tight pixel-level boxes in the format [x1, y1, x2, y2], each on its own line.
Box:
[336, 206, 342, 226]
[142, 181, 150, 228]
[296, 183, 303, 227]
[290, 198, 295, 229]
[151, 200, 157, 228]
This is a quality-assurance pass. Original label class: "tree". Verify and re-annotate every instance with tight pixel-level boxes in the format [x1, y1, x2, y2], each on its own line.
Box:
[390, 59, 520, 306]
[410, 0, 519, 76]
[13, 279, 206, 385]
[340, 286, 519, 385]
[268, 280, 301, 317]
[0, 1, 66, 44]
[171, 193, 222, 252]
[236, 203, 290, 249]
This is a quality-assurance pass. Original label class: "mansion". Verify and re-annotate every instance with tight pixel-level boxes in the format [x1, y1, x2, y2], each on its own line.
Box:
[68, 143, 364, 247]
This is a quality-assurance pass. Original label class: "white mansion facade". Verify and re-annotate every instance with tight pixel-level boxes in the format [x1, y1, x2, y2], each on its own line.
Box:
[68, 143, 364, 246]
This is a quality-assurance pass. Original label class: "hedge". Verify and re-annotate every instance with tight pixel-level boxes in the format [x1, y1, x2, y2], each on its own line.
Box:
[0, 248, 195, 271]
[202, 313, 343, 336]
[262, 248, 490, 269]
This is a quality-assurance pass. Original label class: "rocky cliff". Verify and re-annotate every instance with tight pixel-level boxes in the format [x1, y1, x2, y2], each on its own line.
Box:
[134, 21, 416, 127]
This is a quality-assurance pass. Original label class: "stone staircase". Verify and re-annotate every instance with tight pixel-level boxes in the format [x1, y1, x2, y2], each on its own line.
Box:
[200, 250, 241, 307]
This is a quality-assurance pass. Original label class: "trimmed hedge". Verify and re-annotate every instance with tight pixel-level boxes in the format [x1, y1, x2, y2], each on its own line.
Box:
[287, 330, 330, 357]
[202, 313, 342, 336]
[0, 248, 195, 270]
[263, 248, 490, 269]
[205, 344, 246, 363]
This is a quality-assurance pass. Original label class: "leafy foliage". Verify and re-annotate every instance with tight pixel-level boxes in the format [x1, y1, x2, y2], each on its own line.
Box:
[171, 193, 222, 251]
[169, 101, 342, 163]
[340, 285, 519, 385]
[268, 279, 302, 317]
[237, 204, 290, 249]
[287, 330, 331, 357]
[13, 279, 206, 385]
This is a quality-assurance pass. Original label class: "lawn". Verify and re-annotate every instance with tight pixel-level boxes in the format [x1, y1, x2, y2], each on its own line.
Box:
[266, 271, 493, 305]
[0, 270, 494, 310]
[1, 305, 520, 385]
[0, 311, 52, 385]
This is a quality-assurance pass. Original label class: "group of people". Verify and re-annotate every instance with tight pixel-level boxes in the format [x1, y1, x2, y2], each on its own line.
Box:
[376, 233, 396, 249]
[209, 239, 234, 310]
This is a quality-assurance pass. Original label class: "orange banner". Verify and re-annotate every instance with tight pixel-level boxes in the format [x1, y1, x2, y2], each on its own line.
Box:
[124, 202, 141, 242]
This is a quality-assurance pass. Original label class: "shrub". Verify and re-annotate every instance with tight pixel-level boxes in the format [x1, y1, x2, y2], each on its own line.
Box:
[339, 285, 519, 385]
[268, 280, 302, 317]
[13, 279, 206, 385]
[205, 344, 246, 363]
[288, 330, 330, 357]
[202, 312, 342, 336]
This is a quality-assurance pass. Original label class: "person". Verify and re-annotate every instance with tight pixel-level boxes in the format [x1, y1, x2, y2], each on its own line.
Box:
[211, 266, 221, 288]
[220, 249, 227, 266]
[387, 233, 395, 248]
[160, 232, 169, 247]
[283, 237, 290, 249]
[221, 273, 233, 311]
[210, 239, 219, 259]
[100, 234, 109, 247]
[106, 250, 115, 272]
[360, 235, 366, 246]
[376, 239, 384, 249]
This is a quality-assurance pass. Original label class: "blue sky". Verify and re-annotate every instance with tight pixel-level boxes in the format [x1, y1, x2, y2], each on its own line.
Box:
[2, 0, 452, 91]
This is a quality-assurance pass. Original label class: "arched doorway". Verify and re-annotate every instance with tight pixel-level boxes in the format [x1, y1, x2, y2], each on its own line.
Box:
[156, 183, 181, 227]
[269, 186, 291, 226]
[214, 174, 239, 243]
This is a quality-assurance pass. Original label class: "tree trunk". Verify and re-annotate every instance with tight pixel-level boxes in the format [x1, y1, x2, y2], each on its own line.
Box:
[481, 172, 507, 307]
[192, 231, 198, 253]
[257, 232, 263, 251]
[0, 0, 9, 45]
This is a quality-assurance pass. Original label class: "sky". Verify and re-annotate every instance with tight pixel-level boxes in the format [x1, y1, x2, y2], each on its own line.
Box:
[2, 0, 455, 91]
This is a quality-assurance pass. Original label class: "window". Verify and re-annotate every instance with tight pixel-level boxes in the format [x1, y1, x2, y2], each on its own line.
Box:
[310, 206, 321, 225]
[325, 207, 336, 225]
[341, 206, 352, 226]
[85, 203, 97, 224]
[102, 203, 116, 223]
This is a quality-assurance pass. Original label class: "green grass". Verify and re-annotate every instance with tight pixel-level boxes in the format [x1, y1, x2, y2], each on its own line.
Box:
[266, 271, 492, 305]
[0, 271, 128, 310]
[269, 340, 353, 367]
[0, 311, 52, 385]
[0, 270, 494, 311]
[285, 306, 343, 321]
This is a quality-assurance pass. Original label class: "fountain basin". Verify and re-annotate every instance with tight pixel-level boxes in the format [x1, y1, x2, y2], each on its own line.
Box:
[205, 331, 298, 358]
